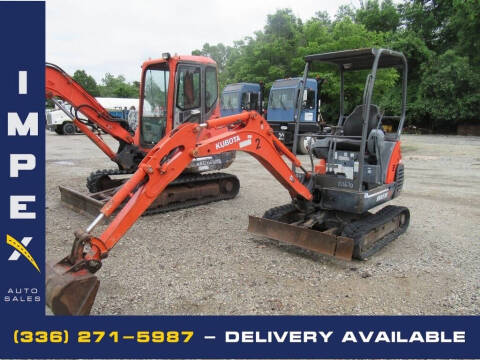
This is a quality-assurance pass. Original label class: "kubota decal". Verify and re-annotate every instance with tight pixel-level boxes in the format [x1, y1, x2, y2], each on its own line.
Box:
[215, 135, 241, 150]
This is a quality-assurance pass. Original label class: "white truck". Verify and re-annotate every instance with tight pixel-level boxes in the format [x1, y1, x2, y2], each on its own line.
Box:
[46, 97, 139, 135]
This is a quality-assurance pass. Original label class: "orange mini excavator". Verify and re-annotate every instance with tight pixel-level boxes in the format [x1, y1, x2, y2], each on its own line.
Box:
[46, 54, 239, 215]
[46, 48, 410, 315]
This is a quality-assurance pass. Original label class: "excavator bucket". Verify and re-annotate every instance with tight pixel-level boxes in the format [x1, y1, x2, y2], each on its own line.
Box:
[46, 259, 99, 315]
[248, 215, 355, 260]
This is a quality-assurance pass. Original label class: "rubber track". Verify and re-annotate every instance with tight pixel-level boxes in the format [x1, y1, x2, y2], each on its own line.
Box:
[264, 203, 410, 261]
[143, 172, 240, 216]
[263, 203, 297, 220]
[342, 205, 410, 260]
[87, 169, 240, 216]
[86, 168, 133, 193]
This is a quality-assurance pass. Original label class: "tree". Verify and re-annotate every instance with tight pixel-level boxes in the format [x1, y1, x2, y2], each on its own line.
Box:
[394, 0, 480, 129]
[98, 73, 138, 98]
[356, 0, 400, 33]
[73, 70, 99, 96]
[313, 11, 331, 26]
[295, 15, 395, 113]
[397, 0, 469, 54]
[419, 50, 480, 130]
[387, 29, 434, 127]
[398, 0, 440, 49]
[211, 9, 398, 121]
[220, 9, 304, 91]
[189, 2, 479, 132]
[192, 42, 232, 72]
[444, 0, 480, 66]
[334, 4, 356, 22]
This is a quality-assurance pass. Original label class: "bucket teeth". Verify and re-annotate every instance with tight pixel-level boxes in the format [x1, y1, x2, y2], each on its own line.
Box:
[46, 260, 99, 315]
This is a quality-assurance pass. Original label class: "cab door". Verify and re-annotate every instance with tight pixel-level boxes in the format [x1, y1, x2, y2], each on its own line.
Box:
[203, 65, 219, 120]
[301, 87, 317, 123]
[174, 62, 219, 128]
[174, 64, 201, 128]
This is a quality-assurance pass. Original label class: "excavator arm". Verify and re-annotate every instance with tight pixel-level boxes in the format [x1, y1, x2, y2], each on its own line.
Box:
[46, 64, 142, 170]
[46, 110, 312, 315]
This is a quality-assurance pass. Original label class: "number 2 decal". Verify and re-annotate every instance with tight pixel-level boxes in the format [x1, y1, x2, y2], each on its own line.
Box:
[255, 138, 261, 150]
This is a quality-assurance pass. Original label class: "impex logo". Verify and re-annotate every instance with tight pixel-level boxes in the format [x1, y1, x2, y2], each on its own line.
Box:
[6, 235, 40, 272]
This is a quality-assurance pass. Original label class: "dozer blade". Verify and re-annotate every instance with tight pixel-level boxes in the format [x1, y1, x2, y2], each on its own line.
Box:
[248, 215, 354, 260]
[46, 259, 99, 315]
[59, 185, 106, 219]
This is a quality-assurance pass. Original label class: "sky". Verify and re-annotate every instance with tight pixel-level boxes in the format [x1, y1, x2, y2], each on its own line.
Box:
[46, 0, 356, 83]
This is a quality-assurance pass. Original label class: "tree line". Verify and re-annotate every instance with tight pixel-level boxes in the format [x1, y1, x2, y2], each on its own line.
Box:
[192, 0, 480, 132]
[71, 0, 479, 132]
[72, 70, 139, 99]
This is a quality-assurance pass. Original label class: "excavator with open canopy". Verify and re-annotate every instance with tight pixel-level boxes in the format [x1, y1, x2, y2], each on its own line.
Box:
[46, 48, 410, 315]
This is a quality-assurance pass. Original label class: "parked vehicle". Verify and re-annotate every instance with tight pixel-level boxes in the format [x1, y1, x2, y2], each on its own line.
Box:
[266, 77, 321, 154]
[220, 82, 263, 116]
[46, 97, 139, 135]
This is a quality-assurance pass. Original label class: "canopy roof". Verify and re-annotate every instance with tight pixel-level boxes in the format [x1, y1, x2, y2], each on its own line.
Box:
[222, 83, 259, 93]
[271, 77, 317, 90]
[304, 48, 406, 71]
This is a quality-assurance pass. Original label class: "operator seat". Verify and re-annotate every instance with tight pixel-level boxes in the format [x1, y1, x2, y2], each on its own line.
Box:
[343, 104, 380, 138]
[311, 104, 380, 158]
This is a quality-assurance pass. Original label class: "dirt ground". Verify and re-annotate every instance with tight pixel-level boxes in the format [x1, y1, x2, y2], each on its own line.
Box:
[45, 131, 480, 315]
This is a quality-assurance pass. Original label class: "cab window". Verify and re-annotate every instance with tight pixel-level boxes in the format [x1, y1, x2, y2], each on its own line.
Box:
[241, 92, 259, 111]
[221, 92, 239, 110]
[176, 66, 200, 110]
[205, 66, 218, 112]
[140, 65, 169, 146]
[304, 89, 316, 109]
[269, 88, 295, 109]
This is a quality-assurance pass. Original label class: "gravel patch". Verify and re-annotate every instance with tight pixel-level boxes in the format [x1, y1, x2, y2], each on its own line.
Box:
[46, 131, 480, 315]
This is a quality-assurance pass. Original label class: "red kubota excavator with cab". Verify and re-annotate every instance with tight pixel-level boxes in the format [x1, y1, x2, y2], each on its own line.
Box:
[46, 48, 410, 315]
[46, 54, 239, 215]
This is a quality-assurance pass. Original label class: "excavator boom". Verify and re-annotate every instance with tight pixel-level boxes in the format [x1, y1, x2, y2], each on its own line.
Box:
[46, 64, 142, 170]
[46, 111, 313, 315]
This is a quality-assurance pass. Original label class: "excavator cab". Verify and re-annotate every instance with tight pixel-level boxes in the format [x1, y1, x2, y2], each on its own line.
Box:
[137, 54, 221, 148]
[133, 54, 235, 175]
